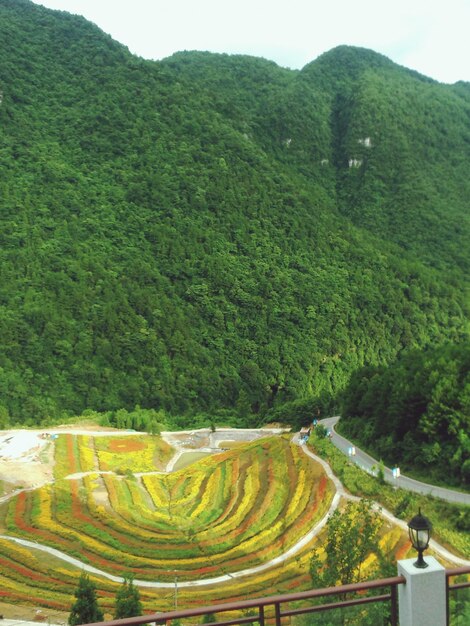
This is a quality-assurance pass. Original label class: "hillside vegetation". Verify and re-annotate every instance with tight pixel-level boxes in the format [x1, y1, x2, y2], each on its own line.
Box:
[0, 0, 469, 433]
[339, 343, 470, 486]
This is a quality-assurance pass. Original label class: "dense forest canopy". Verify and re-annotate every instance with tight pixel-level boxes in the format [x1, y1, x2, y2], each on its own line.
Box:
[0, 1, 469, 438]
[339, 344, 470, 486]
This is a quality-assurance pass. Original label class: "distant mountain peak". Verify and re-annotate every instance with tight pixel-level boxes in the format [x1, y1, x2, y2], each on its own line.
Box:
[301, 44, 435, 86]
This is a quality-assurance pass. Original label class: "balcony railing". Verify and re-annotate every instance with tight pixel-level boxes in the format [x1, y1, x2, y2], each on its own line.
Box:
[83, 566, 470, 626]
[86, 575, 405, 626]
[446, 567, 470, 626]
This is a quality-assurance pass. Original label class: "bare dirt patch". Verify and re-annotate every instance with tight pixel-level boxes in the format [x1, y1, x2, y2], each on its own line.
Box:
[0, 600, 68, 624]
[0, 425, 123, 493]
[0, 433, 55, 492]
[217, 440, 246, 450]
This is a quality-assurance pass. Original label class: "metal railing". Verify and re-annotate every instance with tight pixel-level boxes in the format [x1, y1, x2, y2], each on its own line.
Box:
[85, 575, 406, 626]
[81, 565, 470, 626]
[446, 566, 470, 626]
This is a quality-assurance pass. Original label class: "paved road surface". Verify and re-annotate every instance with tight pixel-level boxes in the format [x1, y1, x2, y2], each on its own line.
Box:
[320, 417, 470, 505]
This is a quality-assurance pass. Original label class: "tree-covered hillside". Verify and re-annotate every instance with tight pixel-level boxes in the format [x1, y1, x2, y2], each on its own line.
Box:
[301, 46, 470, 272]
[339, 343, 470, 486]
[0, 0, 469, 425]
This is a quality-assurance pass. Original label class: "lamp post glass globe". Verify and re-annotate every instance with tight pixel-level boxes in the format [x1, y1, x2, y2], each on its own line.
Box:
[407, 509, 432, 569]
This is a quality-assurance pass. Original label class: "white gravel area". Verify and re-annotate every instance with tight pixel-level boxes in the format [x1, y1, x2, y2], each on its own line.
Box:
[0, 431, 47, 462]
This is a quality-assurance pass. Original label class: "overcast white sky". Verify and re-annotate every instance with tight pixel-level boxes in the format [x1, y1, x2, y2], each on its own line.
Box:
[33, 0, 470, 84]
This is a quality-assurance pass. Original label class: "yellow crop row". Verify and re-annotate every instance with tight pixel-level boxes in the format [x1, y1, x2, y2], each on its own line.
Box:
[361, 552, 378, 572]
[0, 574, 37, 594]
[189, 466, 223, 519]
[167, 470, 208, 510]
[0, 538, 41, 567]
[224, 456, 239, 501]
[53, 435, 74, 479]
[199, 457, 241, 528]
[141, 474, 172, 509]
[195, 463, 258, 541]
[38, 486, 100, 548]
[39, 485, 147, 565]
[284, 468, 307, 520]
[103, 476, 172, 526]
[78, 436, 97, 473]
[379, 526, 402, 551]
[127, 478, 156, 512]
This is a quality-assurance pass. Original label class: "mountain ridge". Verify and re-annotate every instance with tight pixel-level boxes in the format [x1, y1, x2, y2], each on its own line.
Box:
[0, 0, 469, 425]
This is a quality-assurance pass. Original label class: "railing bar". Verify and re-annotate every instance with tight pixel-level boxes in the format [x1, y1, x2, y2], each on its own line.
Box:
[446, 562, 470, 626]
[282, 593, 391, 617]
[448, 581, 470, 591]
[390, 583, 398, 626]
[446, 573, 450, 626]
[446, 566, 470, 578]
[446, 560, 470, 626]
[81, 569, 470, 626]
[447, 574, 470, 626]
[202, 618, 259, 626]
[73, 568, 470, 626]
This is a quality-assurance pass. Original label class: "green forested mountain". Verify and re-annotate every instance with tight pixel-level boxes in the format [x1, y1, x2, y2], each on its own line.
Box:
[0, 0, 469, 427]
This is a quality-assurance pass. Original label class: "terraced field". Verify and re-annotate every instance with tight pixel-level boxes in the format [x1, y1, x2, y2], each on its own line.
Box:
[0, 432, 356, 614]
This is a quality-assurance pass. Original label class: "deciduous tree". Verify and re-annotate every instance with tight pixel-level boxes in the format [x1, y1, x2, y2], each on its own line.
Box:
[310, 499, 381, 589]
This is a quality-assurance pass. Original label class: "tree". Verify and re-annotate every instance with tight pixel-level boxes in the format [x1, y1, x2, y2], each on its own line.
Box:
[149, 418, 161, 436]
[308, 500, 387, 625]
[310, 499, 381, 590]
[377, 460, 385, 485]
[68, 571, 104, 626]
[114, 573, 142, 619]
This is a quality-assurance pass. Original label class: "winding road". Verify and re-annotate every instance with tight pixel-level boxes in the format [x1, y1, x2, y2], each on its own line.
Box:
[321, 417, 470, 505]
[0, 428, 468, 589]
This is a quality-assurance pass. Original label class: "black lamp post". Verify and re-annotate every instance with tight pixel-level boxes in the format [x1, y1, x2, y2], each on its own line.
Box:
[407, 509, 432, 569]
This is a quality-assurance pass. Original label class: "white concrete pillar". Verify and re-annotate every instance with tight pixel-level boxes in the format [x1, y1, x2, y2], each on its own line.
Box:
[397, 556, 446, 626]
